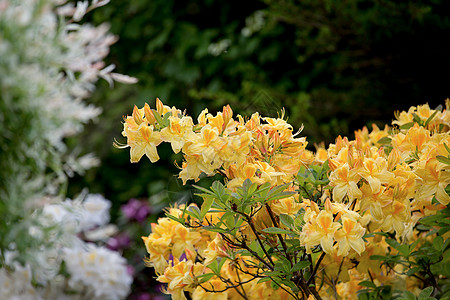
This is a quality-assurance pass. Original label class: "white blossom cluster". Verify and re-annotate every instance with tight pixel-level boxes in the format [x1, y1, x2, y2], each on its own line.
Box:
[1, 194, 132, 299]
[64, 244, 132, 300]
[0, 0, 135, 299]
[0, 0, 136, 149]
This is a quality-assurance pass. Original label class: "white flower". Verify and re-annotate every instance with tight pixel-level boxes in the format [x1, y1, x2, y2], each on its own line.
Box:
[63, 244, 132, 300]
[0, 260, 42, 300]
[73, 1, 89, 21]
[81, 193, 111, 231]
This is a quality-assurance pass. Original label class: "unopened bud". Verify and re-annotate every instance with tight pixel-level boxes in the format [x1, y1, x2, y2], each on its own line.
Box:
[156, 98, 164, 115]
[347, 144, 355, 167]
[222, 104, 233, 127]
[328, 158, 339, 171]
[144, 103, 156, 124]
[387, 148, 400, 170]
[273, 131, 281, 150]
[132, 105, 143, 125]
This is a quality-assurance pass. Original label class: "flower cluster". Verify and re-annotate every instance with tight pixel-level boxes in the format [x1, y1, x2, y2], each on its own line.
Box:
[0, 0, 135, 298]
[122, 100, 450, 300]
[1, 194, 132, 299]
[64, 244, 132, 300]
[120, 98, 310, 187]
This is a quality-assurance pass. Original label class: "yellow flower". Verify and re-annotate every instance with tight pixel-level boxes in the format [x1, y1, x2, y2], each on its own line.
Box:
[358, 157, 394, 194]
[161, 115, 194, 153]
[334, 214, 366, 256]
[329, 163, 362, 202]
[300, 210, 340, 254]
[157, 258, 205, 300]
[415, 159, 450, 205]
[123, 121, 162, 163]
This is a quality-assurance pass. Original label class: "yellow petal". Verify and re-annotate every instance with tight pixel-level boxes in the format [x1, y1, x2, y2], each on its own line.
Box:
[130, 144, 145, 163]
[145, 144, 160, 163]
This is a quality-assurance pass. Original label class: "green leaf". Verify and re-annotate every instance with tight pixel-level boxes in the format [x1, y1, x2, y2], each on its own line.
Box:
[267, 191, 296, 201]
[377, 137, 392, 145]
[201, 226, 227, 233]
[193, 184, 215, 195]
[291, 260, 311, 272]
[197, 273, 215, 283]
[397, 244, 411, 257]
[220, 211, 235, 230]
[400, 122, 415, 130]
[444, 143, 450, 154]
[151, 109, 164, 126]
[294, 213, 304, 230]
[165, 213, 185, 225]
[402, 290, 417, 300]
[257, 277, 271, 284]
[162, 111, 172, 126]
[385, 238, 401, 250]
[187, 205, 201, 220]
[436, 155, 450, 165]
[406, 267, 421, 276]
[200, 196, 214, 219]
[433, 236, 444, 251]
[424, 109, 439, 127]
[435, 104, 443, 112]
[211, 181, 226, 199]
[412, 113, 423, 125]
[418, 287, 434, 300]
[279, 214, 294, 228]
[370, 255, 388, 261]
[358, 280, 376, 288]
[262, 227, 295, 235]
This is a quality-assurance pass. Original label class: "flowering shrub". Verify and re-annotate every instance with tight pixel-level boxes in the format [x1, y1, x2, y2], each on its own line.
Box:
[0, 0, 135, 298]
[121, 99, 450, 300]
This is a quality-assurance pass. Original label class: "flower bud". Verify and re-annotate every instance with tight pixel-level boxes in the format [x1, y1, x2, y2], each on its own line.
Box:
[156, 97, 164, 115]
[222, 104, 233, 127]
[132, 105, 143, 125]
[144, 103, 156, 125]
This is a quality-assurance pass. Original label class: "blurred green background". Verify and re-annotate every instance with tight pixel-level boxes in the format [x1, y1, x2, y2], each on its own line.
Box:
[68, 0, 450, 213]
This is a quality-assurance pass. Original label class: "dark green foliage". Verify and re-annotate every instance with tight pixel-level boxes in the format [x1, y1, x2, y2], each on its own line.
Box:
[70, 0, 450, 214]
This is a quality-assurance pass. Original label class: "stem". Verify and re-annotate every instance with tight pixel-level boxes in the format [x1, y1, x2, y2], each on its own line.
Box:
[237, 210, 275, 267]
[221, 233, 274, 271]
[265, 204, 292, 266]
[307, 251, 326, 286]
[235, 268, 249, 299]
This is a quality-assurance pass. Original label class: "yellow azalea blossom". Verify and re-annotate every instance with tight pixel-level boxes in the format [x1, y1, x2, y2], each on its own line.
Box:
[300, 210, 340, 254]
[359, 184, 392, 222]
[357, 157, 394, 194]
[160, 115, 194, 153]
[178, 156, 205, 184]
[334, 214, 366, 256]
[315, 146, 329, 163]
[415, 159, 450, 205]
[406, 123, 430, 152]
[368, 124, 390, 146]
[271, 195, 302, 217]
[171, 222, 202, 259]
[379, 200, 410, 236]
[392, 109, 414, 127]
[157, 258, 205, 300]
[123, 122, 162, 163]
[329, 163, 362, 202]
[202, 234, 227, 266]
